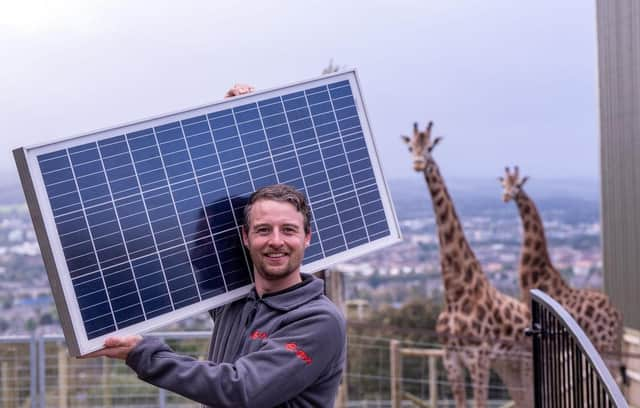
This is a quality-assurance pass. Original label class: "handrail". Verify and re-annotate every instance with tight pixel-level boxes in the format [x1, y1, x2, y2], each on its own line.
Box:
[530, 289, 627, 407]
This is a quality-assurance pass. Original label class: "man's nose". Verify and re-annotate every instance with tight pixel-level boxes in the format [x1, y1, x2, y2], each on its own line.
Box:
[268, 230, 284, 246]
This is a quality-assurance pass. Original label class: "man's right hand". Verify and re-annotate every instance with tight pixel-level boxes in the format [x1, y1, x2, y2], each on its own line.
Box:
[225, 84, 255, 98]
[79, 335, 143, 361]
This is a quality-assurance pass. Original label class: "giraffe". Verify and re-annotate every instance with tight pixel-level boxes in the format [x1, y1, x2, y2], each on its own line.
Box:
[402, 122, 532, 408]
[499, 166, 625, 382]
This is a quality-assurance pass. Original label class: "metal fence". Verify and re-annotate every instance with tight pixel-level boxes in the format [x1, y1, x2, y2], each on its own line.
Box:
[0, 332, 210, 408]
[528, 289, 628, 407]
[0, 331, 518, 407]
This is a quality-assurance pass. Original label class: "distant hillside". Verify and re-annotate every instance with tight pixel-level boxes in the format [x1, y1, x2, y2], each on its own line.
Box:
[385, 176, 600, 222]
[386, 176, 600, 201]
[0, 170, 600, 210]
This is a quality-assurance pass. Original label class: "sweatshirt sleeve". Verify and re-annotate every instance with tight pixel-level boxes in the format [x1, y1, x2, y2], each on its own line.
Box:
[125, 308, 346, 407]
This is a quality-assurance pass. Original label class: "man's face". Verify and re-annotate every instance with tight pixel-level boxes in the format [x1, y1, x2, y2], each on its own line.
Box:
[242, 199, 311, 283]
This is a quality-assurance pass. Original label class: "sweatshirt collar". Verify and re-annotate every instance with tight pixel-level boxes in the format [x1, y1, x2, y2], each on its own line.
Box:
[248, 274, 324, 312]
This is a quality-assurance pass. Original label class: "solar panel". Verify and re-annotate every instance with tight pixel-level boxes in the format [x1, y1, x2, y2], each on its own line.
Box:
[14, 69, 401, 356]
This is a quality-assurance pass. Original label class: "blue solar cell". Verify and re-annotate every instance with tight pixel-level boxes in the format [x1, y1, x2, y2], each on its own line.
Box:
[183, 120, 209, 135]
[38, 154, 69, 173]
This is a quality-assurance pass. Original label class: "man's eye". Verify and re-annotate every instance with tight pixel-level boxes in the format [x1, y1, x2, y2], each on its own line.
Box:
[255, 228, 269, 234]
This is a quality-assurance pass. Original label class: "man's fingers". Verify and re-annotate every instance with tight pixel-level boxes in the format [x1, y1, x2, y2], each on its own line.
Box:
[77, 335, 142, 360]
[225, 83, 255, 98]
[104, 336, 127, 347]
[106, 334, 142, 348]
[79, 345, 129, 360]
[78, 349, 106, 359]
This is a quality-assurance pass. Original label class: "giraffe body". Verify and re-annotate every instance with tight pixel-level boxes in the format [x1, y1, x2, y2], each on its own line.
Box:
[500, 167, 624, 379]
[403, 123, 533, 408]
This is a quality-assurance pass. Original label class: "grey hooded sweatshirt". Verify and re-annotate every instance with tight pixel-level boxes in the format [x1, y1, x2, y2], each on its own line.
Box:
[126, 274, 346, 407]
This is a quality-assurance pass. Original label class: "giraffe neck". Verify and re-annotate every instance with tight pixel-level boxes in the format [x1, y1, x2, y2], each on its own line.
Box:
[422, 162, 490, 304]
[514, 190, 568, 297]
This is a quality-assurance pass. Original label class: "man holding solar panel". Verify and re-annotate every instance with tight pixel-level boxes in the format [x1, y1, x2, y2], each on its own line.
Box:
[85, 85, 347, 408]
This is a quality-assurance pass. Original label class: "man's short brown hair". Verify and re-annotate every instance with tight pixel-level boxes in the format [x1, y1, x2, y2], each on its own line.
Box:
[243, 184, 312, 234]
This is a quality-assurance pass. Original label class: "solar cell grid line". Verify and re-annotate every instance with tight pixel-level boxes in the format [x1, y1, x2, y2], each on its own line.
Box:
[318, 83, 368, 250]
[277, 94, 326, 262]
[14, 69, 401, 356]
[151, 123, 203, 308]
[302, 87, 348, 257]
[254, 100, 280, 186]
[64, 149, 119, 337]
[133, 127, 196, 312]
[178, 118, 230, 298]
[113, 135, 175, 318]
[317, 84, 371, 247]
[69, 143, 146, 330]
[204, 109, 254, 288]
[94, 139, 148, 323]
[121, 131, 179, 318]
[325, 85, 370, 248]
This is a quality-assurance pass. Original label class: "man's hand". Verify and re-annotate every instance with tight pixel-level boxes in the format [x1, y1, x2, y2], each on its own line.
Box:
[80, 334, 142, 360]
[225, 83, 255, 98]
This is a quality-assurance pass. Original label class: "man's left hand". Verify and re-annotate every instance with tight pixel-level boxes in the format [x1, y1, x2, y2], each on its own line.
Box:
[80, 335, 142, 360]
[225, 83, 255, 98]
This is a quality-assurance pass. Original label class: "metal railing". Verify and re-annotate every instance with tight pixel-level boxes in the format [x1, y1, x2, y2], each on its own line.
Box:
[7, 314, 628, 408]
[0, 331, 519, 407]
[528, 289, 628, 407]
[0, 332, 211, 408]
[0, 335, 36, 408]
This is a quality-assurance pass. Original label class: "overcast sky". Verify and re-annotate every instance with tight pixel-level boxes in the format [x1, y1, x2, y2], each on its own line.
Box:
[1, 1, 599, 186]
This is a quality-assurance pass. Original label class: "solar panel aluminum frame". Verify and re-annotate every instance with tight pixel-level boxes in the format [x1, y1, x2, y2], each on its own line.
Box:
[13, 69, 401, 356]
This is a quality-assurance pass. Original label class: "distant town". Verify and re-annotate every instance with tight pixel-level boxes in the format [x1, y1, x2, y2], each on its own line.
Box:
[0, 177, 602, 336]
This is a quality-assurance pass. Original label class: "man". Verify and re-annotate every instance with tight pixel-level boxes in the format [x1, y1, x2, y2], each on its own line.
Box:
[84, 86, 347, 407]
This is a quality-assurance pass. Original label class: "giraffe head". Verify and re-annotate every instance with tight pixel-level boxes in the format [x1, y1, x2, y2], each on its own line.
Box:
[401, 121, 442, 172]
[498, 166, 529, 202]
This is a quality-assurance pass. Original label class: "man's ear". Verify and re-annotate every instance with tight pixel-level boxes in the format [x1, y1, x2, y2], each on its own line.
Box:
[304, 231, 311, 248]
[241, 226, 249, 247]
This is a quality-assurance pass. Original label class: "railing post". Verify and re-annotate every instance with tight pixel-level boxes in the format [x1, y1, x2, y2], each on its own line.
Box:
[526, 300, 543, 408]
[428, 354, 437, 407]
[38, 337, 45, 408]
[57, 343, 67, 408]
[30, 336, 37, 408]
[390, 339, 401, 408]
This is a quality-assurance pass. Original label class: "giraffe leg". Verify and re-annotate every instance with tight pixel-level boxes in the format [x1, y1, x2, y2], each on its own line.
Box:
[603, 352, 625, 387]
[520, 356, 535, 408]
[492, 356, 527, 407]
[443, 348, 467, 408]
[464, 347, 490, 408]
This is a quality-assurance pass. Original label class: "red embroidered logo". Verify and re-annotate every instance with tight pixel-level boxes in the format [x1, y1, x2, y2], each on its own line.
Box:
[285, 342, 312, 365]
[250, 330, 268, 340]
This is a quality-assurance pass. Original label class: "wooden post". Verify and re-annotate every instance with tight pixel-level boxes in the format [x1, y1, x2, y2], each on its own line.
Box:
[316, 269, 348, 407]
[429, 355, 438, 407]
[390, 339, 402, 408]
[393, 348, 444, 408]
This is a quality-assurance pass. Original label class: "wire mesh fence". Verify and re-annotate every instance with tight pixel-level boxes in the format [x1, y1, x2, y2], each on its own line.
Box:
[1, 327, 621, 407]
[346, 334, 515, 407]
[0, 336, 35, 408]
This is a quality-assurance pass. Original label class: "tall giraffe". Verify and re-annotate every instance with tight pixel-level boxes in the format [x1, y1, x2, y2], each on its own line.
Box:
[402, 122, 532, 408]
[499, 166, 624, 380]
